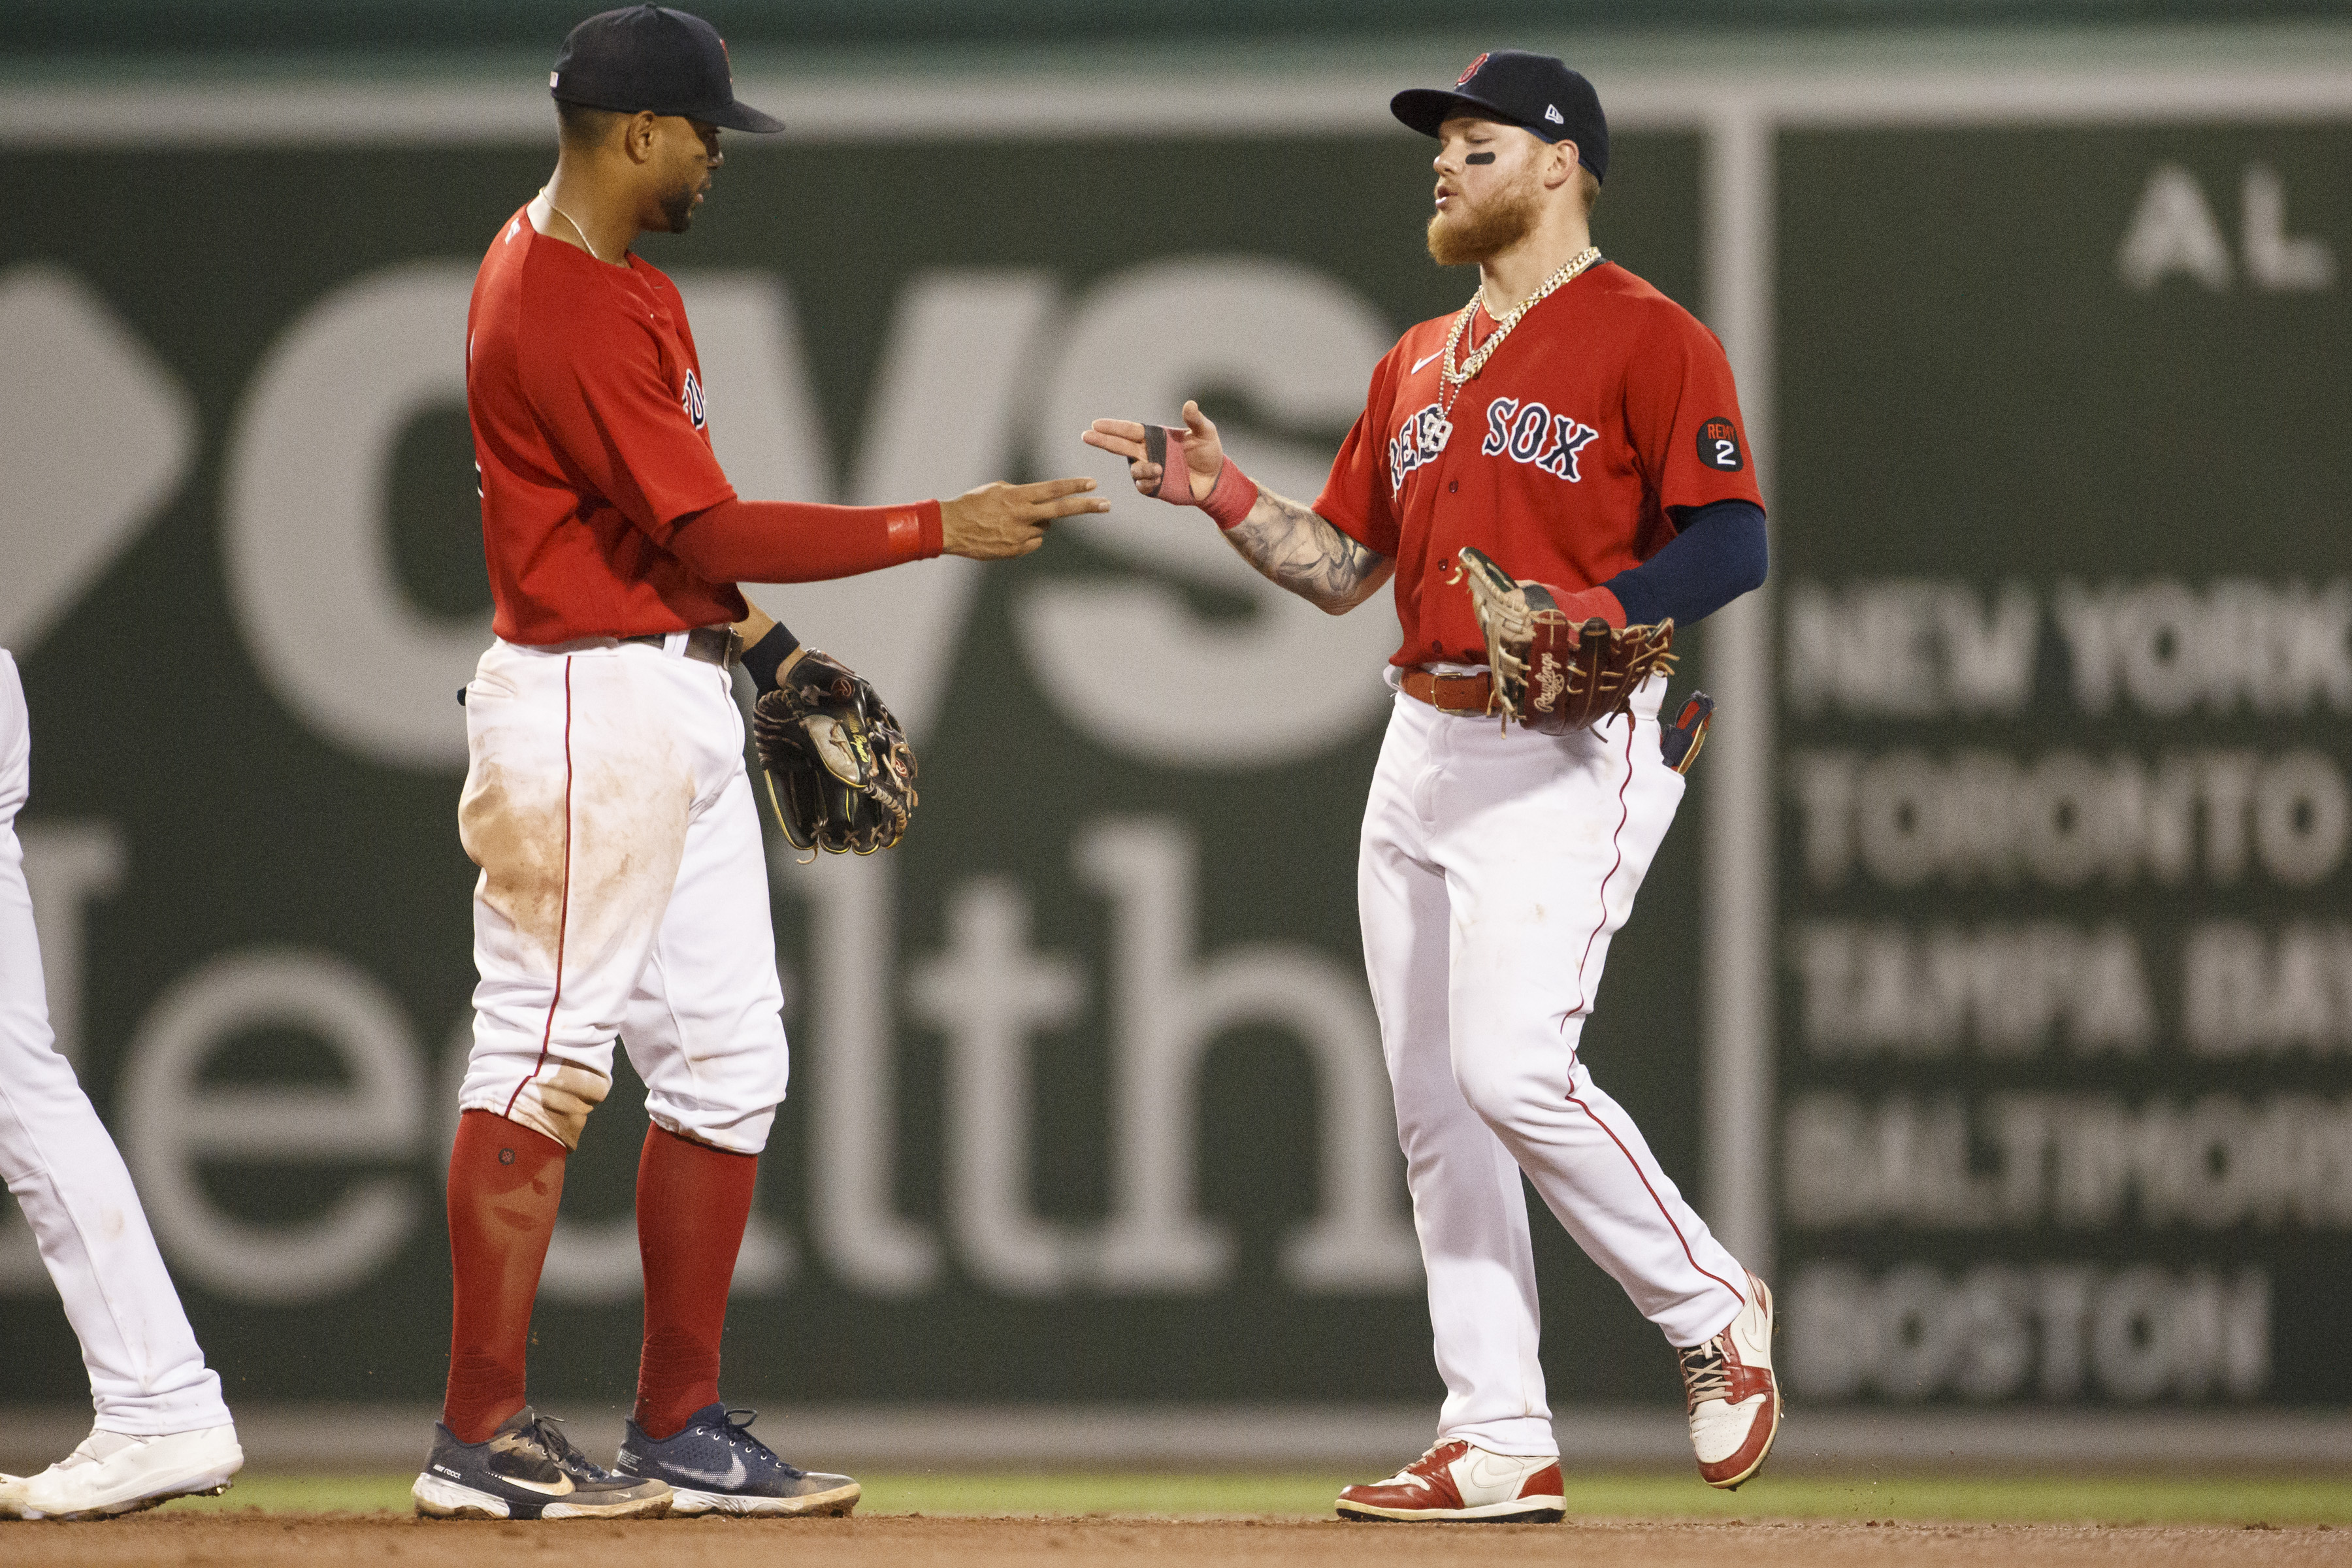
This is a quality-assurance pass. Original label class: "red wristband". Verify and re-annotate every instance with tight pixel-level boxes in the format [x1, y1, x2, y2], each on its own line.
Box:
[886, 499, 943, 561]
[1146, 423, 1258, 529]
[1200, 459, 1259, 531]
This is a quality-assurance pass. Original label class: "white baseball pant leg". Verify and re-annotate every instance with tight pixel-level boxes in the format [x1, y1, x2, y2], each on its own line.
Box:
[1360, 673, 1748, 1458]
[0, 651, 232, 1435]
[456, 638, 788, 1155]
[619, 759, 788, 1153]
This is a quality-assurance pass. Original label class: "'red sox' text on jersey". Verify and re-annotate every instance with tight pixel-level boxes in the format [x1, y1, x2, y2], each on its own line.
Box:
[1315, 261, 1763, 667]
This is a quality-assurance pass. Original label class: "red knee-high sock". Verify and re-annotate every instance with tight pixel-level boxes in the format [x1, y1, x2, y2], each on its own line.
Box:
[633, 1126, 758, 1440]
[442, 1109, 568, 1443]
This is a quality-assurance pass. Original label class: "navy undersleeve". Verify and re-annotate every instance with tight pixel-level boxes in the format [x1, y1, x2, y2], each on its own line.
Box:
[1602, 498, 1769, 629]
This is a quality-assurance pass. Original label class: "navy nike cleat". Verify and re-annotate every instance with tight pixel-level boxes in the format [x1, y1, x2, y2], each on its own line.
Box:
[616, 1404, 860, 1518]
[412, 1407, 673, 1520]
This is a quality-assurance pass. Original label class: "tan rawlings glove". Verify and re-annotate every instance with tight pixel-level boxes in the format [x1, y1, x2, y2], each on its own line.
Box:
[751, 650, 918, 855]
[1451, 546, 1677, 736]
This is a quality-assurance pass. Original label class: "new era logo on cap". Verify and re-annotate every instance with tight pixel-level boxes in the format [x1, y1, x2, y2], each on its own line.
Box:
[1546, 104, 1563, 123]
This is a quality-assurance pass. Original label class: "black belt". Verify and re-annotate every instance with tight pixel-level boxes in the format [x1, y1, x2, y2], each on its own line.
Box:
[622, 625, 742, 667]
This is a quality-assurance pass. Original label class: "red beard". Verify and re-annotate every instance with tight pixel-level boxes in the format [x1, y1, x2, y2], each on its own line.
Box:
[1426, 173, 1541, 267]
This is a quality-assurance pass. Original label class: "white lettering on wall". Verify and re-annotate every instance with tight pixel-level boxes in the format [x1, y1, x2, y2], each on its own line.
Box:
[1788, 1262, 2268, 1402]
[119, 950, 423, 1303]
[2242, 165, 2337, 292]
[2118, 164, 2236, 291]
[2117, 161, 2335, 293]
[221, 262, 485, 768]
[1789, 749, 2347, 889]
[1023, 259, 1402, 766]
[2183, 921, 2352, 1057]
[715, 270, 1058, 743]
[910, 878, 1089, 1294]
[1784, 578, 2352, 719]
[2055, 580, 2352, 717]
[1790, 921, 2154, 1058]
[0, 267, 195, 654]
[1078, 819, 1418, 1291]
[208, 255, 1462, 766]
[1784, 580, 2039, 717]
[1785, 1091, 2352, 1231]
[782, 818, 1418, 1296]
[791, 848, 942, 1297]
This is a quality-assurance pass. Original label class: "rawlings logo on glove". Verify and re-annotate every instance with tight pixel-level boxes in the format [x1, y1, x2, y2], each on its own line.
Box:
[1451, 546, 1678, 736]
[751, 650, 918, 855]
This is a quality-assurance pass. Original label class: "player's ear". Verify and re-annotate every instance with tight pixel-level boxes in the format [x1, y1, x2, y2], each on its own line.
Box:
[625, 110, 661, 163]
[1549, 139, 1580, 191]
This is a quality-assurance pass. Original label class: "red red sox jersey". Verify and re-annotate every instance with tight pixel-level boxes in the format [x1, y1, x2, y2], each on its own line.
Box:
[466, 206, 745, 645]
[1316, 261, 1763, 670]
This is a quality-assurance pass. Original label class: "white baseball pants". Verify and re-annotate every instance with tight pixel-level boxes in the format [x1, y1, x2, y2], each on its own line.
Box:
[1359, 673, 1748, 1458]
[455, 637, 789, 1156]
[0, 651, 233, 1435]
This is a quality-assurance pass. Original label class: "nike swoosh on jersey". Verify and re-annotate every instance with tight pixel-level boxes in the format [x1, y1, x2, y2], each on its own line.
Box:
[1411, 351, 1443, 374]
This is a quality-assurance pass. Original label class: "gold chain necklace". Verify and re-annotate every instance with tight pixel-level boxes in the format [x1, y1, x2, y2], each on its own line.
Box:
[539, 188, 609, 264]
[1434, 246, 1602, 440]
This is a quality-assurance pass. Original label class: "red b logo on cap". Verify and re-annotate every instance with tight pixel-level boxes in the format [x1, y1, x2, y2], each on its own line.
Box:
[1457, 53, 1489, 86]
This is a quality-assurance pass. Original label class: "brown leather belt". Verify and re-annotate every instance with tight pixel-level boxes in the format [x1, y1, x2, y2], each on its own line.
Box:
[622, 625, 742, 667]
[1400, 668, 1495, 716]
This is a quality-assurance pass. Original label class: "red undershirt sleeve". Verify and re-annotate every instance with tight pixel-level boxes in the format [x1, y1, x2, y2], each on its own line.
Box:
[664, 496, 944, 583]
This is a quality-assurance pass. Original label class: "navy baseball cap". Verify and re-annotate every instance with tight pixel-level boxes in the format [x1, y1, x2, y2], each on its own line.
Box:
[551, 5, 783, 134]
[1392, 50, 1608, 182]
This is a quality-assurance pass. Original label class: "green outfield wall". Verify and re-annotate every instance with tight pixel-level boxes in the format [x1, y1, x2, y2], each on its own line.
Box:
[1, 44, 2347, 1414]
[11, 2, 2347, 57]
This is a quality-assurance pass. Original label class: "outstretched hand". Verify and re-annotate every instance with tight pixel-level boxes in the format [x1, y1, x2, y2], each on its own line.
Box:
[1081, 400, 1227, 503]
[939, 476, 1109, 559]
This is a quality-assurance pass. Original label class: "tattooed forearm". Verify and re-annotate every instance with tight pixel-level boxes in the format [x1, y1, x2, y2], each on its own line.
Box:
[1221, 489, 1395, 614]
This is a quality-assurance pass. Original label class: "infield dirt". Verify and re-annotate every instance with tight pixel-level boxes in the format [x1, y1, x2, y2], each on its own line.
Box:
[5, 1512, 2350, 1567]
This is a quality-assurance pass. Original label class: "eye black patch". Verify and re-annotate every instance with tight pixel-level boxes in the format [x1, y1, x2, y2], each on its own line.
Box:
[1465, 152, 1496, 165]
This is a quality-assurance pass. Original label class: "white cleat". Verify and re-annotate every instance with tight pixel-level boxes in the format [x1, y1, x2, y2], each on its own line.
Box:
[0, 1424, 243, 1520]
[1678, 1271, 1780, 1490]
[1335, 1439, 1565, 1522]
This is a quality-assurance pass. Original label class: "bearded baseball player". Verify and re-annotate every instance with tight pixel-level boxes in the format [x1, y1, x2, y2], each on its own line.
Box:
[416, 5, 1107, 1521]
[1085, 51, 1775, 1520]
[0, 653, 243, 1522]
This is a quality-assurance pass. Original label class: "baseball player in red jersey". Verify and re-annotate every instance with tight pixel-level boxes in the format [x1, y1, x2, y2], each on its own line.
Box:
[1086, 52, 1776, 1519]
[415, 5, 1107, 1521]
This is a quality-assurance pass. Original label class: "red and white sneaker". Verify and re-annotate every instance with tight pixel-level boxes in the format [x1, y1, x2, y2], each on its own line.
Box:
[1335, 1439, 1563, 1522]
[1679, 1270, 1780, 1489]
